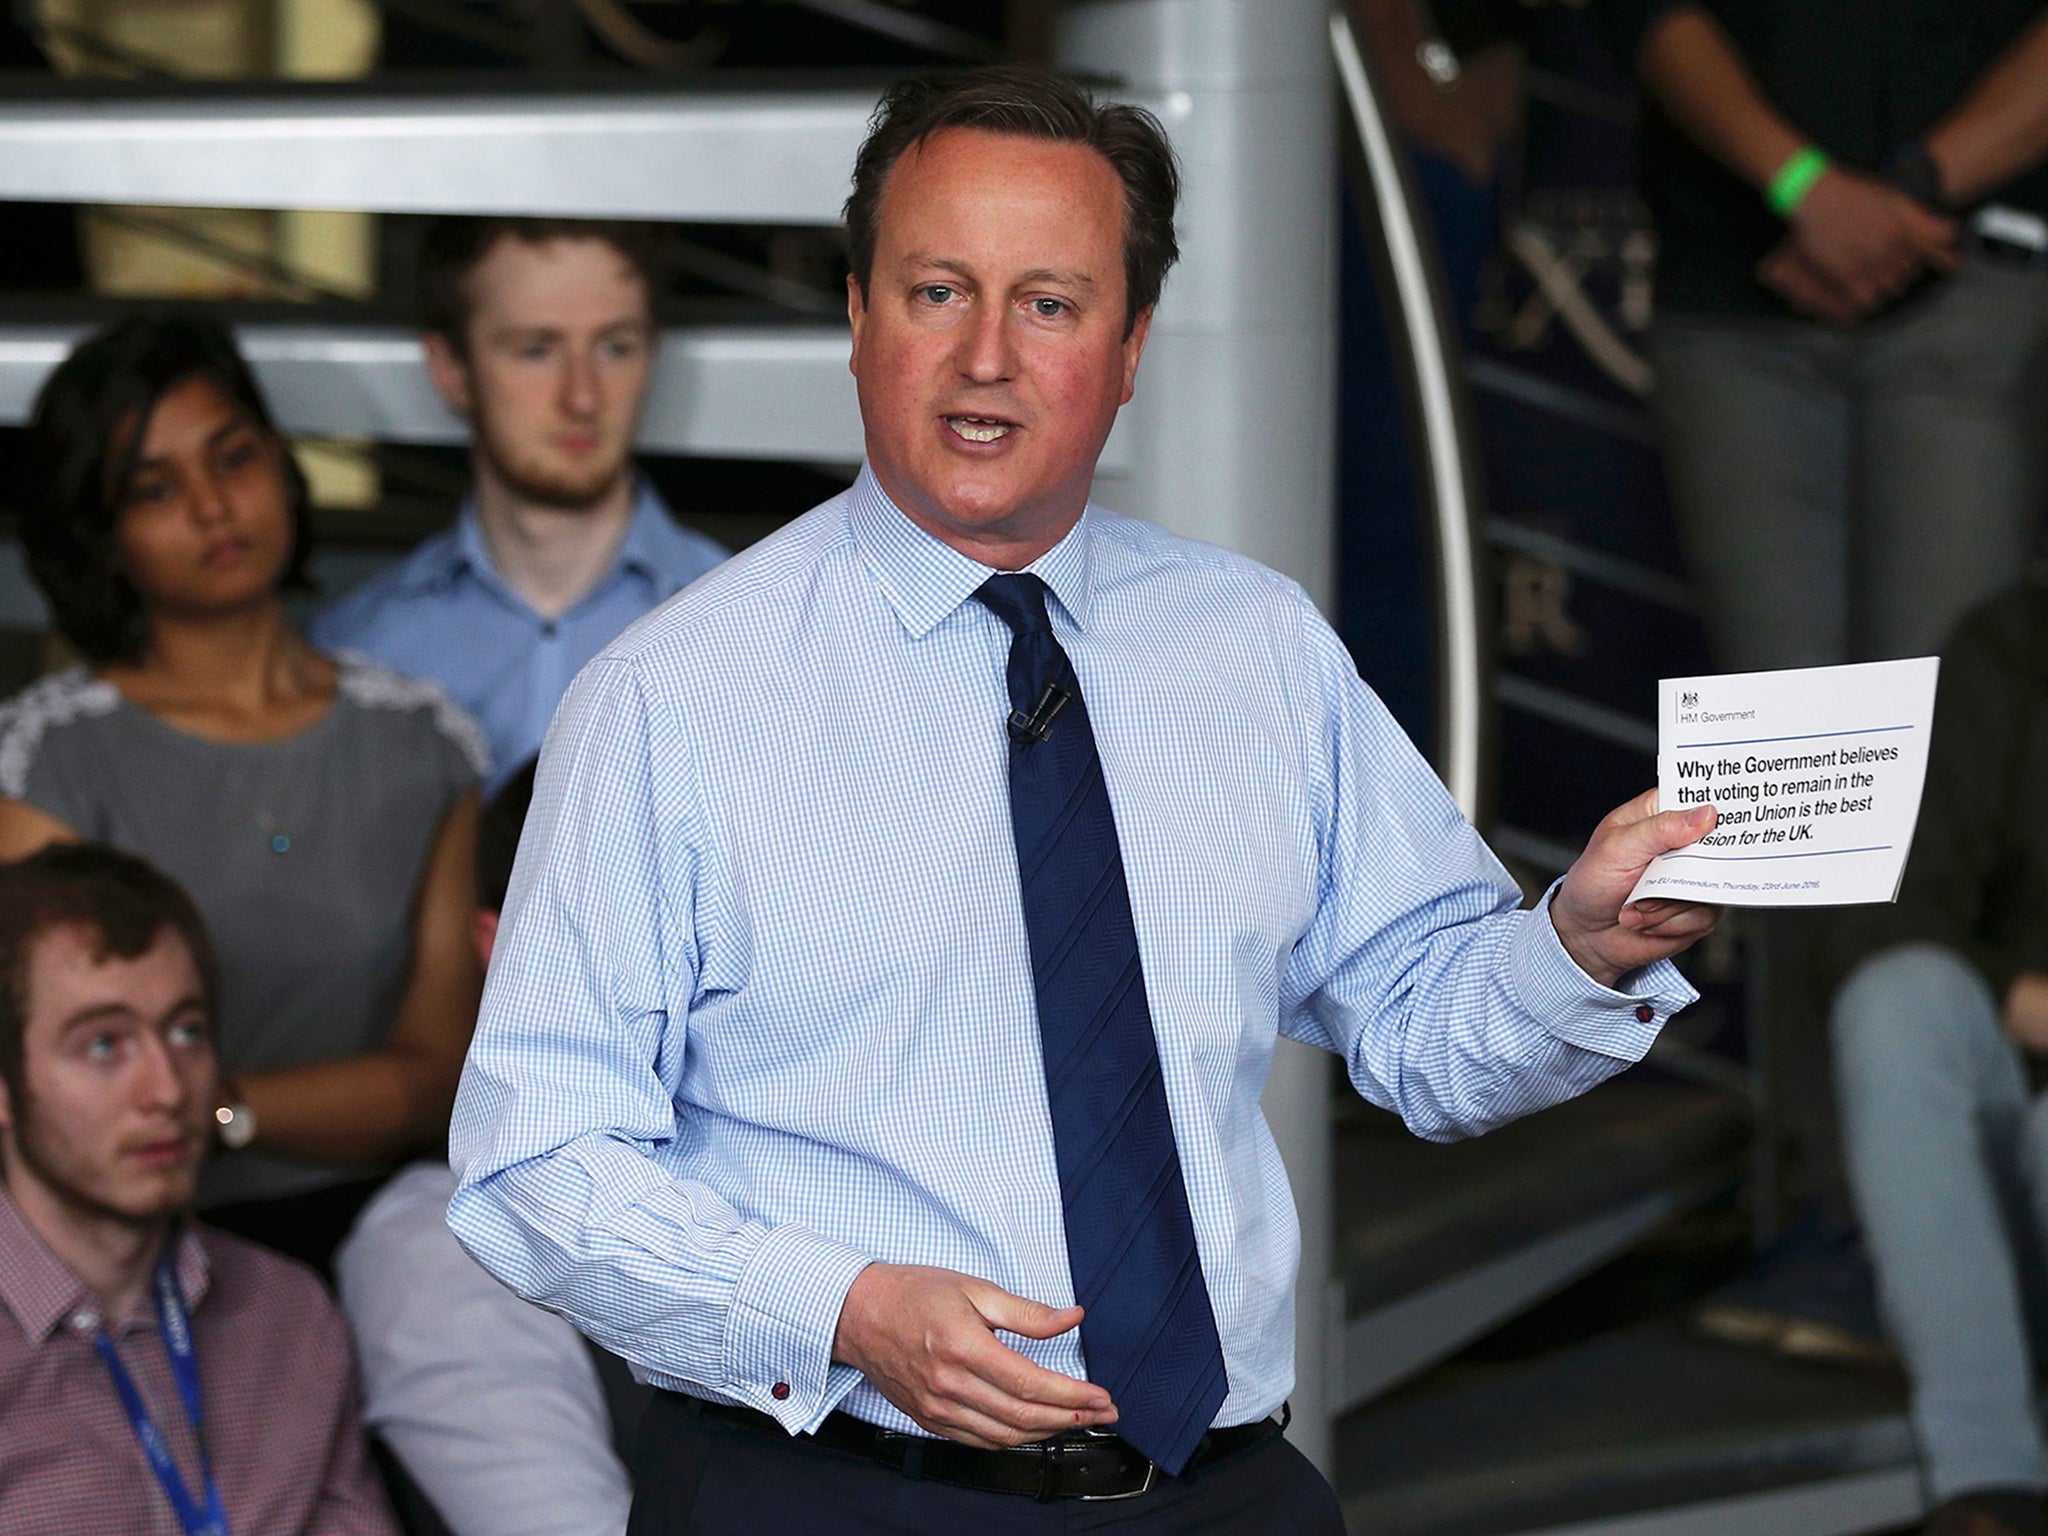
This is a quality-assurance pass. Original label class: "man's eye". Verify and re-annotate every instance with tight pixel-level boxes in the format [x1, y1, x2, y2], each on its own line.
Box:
[1031, 298, 1069, 319]
[167, 1021, 210, 1052]
[600, 337, 644, 361]
[917, 285, 957, 305]
[82, 1034, 122, 1063]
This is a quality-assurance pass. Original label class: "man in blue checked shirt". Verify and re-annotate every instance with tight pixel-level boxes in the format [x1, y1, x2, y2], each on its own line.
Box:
[449, 66, 1723, 1534]
[313, 218, 728, 794]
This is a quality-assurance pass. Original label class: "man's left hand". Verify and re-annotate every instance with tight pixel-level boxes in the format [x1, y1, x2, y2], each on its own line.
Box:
[1550, 790, 1722, 989]
[1756, 240, 1873, 326]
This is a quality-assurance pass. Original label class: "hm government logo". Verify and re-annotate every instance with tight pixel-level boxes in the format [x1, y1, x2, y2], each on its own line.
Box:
[1679, 690, 1699, 712]
[1676, 689, 1700, 724]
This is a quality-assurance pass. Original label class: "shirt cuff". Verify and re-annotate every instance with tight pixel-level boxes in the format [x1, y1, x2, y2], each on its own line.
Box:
[1510, 882, 1700, 1063]
[721, 1224, 874, 1433]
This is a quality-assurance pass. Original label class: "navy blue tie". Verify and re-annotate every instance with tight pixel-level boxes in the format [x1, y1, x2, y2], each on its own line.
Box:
[974, 573, 1228, 1476]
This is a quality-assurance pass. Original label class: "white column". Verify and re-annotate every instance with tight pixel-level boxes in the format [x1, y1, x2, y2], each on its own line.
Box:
[1056, 0, 1339, 1478]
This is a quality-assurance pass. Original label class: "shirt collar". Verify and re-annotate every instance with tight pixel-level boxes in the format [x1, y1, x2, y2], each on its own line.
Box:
[0, 1186, 210, 1348]
[614, 479, 690, 584]
[429, 475, 675, 595]
[846, 463, 1095, 639]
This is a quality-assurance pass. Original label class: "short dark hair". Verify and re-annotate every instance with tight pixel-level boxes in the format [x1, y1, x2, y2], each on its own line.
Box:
[20, 314, 314, 666]
[476, 757, 538, 915]
[0, 844, 218, 1105]
[417, 218, 666, 347]
[844, 66, 1182, 335]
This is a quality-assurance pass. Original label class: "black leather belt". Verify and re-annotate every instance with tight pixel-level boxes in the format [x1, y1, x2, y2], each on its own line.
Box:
[679, 1394, 1286, 1501]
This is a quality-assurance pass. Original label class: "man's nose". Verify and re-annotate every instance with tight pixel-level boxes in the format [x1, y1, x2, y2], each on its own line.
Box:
[134, 1035, 191, 1113]
[560, 350, 601, 417]
[954, 302, 1016, 384]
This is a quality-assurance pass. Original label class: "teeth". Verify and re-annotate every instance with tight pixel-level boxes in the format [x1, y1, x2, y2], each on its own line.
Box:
[948, 417, 1012, 444]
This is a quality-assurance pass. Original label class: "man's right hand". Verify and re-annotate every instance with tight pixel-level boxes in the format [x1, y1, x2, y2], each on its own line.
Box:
[1787, 168, 1958, 314]
[832, 1263, 1118, 1448]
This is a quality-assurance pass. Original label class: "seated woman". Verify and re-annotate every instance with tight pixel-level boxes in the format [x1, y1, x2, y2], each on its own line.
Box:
[0, 313, 487, 1274]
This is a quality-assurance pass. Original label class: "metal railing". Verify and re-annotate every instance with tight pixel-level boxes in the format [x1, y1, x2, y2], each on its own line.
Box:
[1330, 10, 1491, 823]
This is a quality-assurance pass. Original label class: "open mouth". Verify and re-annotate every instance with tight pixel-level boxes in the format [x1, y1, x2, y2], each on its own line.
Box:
[945, 415, 1016, 445]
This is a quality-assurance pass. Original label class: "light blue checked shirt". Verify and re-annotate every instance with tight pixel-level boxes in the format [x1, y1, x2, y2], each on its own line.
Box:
[312, 479, 727, 795]
[448, 465, 1696, 1440]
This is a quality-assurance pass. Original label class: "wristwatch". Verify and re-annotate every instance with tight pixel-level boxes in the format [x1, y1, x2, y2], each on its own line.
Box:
[1416, 37, 1461, 86]
[213, 1099, 259, 1151]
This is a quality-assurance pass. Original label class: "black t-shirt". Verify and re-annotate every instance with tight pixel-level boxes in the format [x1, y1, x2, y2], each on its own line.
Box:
[1603, 0, 2048, 318]
[1430, 0, 1524, 56]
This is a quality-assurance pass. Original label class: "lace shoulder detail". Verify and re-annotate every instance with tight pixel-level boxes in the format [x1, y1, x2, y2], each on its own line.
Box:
[332, 652, 493, 782]
[0, 669, 122, 798]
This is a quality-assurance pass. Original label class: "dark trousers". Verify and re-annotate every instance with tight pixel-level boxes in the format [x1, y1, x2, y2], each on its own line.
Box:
[627, 1393, 1347, 1535]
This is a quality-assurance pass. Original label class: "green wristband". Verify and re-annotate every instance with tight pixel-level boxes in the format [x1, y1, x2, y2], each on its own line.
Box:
[1768, 146, 1831, 218]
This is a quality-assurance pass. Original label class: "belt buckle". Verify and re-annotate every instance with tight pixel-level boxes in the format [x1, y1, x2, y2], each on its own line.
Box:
[1070, 1427, 1158, 1502]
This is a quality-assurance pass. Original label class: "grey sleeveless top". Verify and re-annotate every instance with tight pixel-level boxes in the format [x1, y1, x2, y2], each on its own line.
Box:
[0, 655, 489, 1206]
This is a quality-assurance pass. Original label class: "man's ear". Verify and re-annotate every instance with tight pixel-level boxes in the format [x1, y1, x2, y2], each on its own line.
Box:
[1119, 306, 1154, 405]
[424, 330, 477, 418]
[846, 274, 868, 379]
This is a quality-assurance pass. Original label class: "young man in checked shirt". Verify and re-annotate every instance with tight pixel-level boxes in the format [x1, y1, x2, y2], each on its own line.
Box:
[0, 843, 395, 1535]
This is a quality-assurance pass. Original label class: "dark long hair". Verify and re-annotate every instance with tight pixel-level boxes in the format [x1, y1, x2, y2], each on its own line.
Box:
[20, 314, 314, 665]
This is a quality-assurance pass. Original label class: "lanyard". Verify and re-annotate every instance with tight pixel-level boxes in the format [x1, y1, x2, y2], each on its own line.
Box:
[91, 1244, 230, 1536]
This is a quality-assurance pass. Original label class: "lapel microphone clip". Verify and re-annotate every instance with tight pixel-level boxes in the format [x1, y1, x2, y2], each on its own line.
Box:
[1007, 682, 1071, 745]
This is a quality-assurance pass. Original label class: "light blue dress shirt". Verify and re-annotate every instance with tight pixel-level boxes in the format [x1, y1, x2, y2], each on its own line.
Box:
[448, 466, 1696, 1441]
[312, 480, 727, 793]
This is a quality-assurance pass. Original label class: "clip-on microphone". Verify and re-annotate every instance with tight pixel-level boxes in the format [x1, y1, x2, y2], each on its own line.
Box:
[1007, 682, 1071, 745]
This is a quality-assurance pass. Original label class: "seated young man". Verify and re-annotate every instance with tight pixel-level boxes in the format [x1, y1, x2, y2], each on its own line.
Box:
[337, 760, 645, 1536]
[313, 218, 727, 795]
[0, 843, 396, 1534]
[1827, 577, 2048, 1536]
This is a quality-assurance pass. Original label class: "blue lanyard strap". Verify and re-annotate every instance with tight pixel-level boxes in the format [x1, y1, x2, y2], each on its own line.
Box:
[91, 1242, 230, 1536]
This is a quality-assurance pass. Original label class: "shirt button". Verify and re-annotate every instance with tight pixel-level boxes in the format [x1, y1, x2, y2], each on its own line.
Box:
[771, 1382, 791, 1401]
[540, 622, 558, 639]
[70, 1309, 98, 1332]
[1634, 1004, 1656, 1024]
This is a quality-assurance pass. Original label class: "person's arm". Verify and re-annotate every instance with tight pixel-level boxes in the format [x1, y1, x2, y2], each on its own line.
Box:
[1280, 605, 1707, 1141]
[234, 792, 483, 1162]
[447, 656, 1110, 1452]
[1635, 5, 1802, 190]
[1925, 8, 2048, 208]
[1635, 5, 1957, 314]
[2002, 973, 2048, 1053]
[1351, 0, 1525, 186]
[0, 795, 78, 860]
[336, 1164, 631, 1536]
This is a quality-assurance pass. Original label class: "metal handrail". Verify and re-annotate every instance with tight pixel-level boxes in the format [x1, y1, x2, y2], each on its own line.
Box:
[1329, 11, 1490, 823]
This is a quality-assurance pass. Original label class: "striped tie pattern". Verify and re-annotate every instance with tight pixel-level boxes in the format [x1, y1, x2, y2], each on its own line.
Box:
[974, 572, 1228, 1476]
